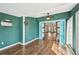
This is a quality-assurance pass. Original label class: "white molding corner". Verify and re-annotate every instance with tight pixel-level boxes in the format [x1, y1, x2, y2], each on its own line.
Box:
[20, 37, 39, 45]
[0, 42, 20, 51]
[0, 38, 39, 51]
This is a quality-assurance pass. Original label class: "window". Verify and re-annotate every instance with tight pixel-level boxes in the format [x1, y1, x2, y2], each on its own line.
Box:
[76, 11, 79, 54]
[67, 16, 73, 48]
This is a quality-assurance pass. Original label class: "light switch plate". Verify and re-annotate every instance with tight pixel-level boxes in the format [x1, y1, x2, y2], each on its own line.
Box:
[1, 42, 4, 45]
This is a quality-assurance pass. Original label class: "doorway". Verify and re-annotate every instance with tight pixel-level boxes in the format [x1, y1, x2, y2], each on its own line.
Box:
[43, 22, 60, 42]
[39, 20, 66, 46]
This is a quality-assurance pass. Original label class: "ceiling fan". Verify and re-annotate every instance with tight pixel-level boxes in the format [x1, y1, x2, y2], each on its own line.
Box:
[45, 12, 52, 20]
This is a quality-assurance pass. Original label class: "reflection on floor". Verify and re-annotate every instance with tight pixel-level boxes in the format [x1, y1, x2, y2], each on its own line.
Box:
[0, 37, 67, 55]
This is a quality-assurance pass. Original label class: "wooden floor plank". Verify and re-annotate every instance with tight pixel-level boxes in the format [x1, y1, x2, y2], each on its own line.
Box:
[0, 38, 66, 55]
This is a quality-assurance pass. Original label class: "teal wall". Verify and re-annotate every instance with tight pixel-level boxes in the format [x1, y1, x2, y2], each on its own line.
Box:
[0, 12, 21, 48]
[73, 15, 76, 52]
[0, 13, 39, 48]
[19, 17, 23, 43]
[59, 20, 66, 46]
[25, 17, 39, 42]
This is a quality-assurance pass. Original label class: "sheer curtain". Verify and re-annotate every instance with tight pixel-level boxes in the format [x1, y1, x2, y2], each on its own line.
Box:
[67, 16, 73, 48]
[76, 11, 79, 54]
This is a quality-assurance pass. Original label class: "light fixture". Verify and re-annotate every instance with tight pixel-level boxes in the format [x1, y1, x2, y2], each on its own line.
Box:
[46, 13, 51, 20]
[1, 19, 12, 26]
[24, 18, 29, 25]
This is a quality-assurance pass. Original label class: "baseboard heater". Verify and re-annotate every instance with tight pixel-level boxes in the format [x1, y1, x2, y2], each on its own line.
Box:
[66, 44, 75, 55]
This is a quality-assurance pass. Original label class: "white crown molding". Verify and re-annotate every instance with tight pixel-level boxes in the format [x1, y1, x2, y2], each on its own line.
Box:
[0, 3, 77, 17]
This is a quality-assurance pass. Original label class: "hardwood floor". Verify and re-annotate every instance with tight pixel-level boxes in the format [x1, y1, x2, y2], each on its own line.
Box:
[0, 44, 22, 55]
[0, 39, 66, 55]
[0, 38, 66, 55]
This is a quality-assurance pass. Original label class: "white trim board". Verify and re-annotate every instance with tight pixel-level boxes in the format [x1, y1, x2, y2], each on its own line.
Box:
[20, 38, 39, 45]
[0, 38, 39, 51]
[23, 16, 25, 45]
[0, 42, 21, 51]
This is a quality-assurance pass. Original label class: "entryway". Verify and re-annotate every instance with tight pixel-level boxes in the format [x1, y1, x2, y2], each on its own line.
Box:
[39, 19, 66, 45]
[39, 19, 66, 54]
[43, 22, 60, 42]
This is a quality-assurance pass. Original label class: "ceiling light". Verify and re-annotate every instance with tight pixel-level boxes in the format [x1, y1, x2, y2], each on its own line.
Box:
[46, 13, 51, 20]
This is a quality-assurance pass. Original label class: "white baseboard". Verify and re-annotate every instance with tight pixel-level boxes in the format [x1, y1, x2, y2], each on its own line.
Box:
[0, 38, 39, 51]
[20, 38, 39, 45]
[0, 42, 20, 51]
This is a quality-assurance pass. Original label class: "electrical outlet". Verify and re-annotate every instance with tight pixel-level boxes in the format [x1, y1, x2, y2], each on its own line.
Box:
[1, 42, 4, 45]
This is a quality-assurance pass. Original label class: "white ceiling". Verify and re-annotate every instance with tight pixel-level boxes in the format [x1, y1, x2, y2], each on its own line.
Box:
[0, 3, 77, 17]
